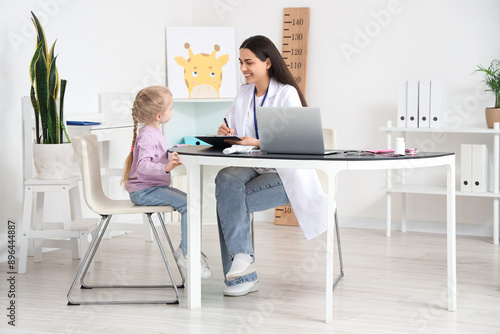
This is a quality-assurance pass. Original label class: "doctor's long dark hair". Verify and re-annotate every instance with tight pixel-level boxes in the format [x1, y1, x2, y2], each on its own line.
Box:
[240, 35, 307, 107]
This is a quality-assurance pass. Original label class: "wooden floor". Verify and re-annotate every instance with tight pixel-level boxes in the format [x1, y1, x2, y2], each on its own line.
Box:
[5, 221, 500, 334]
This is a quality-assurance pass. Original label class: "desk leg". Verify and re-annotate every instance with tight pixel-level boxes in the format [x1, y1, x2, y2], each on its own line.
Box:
[386, 169, 392, 237]
[447, 161, 457, 311]
[325, 172, 336, 323]
[186, 163, 202, 309]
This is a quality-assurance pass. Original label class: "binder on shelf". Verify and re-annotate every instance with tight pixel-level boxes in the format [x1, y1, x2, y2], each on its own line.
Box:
[418, 81, 431, 128]
[430, 81, 443, 128]
[406, 80, 419, 128]
[397, 81, 407, 127]
[472, 144, 488, 193]
[460, 144, 472, 192]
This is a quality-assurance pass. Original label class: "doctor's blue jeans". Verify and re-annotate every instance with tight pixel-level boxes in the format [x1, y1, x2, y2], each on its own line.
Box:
[215, 167, 289, 286]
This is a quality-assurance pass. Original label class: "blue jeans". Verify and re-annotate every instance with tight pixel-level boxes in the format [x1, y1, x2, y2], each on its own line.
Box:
[129, 186, 188, 255]
[215, 167, 289, 286]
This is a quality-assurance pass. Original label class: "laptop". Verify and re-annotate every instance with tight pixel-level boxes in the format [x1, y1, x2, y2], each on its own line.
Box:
[256, 106, 339, 155]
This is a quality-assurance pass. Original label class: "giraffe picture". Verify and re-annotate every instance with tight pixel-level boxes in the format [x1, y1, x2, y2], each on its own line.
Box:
[166, 27, 237, 99]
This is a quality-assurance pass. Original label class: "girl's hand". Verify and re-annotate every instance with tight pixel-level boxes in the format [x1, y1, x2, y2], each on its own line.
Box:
[165, 152, 182, 173]
[217, 123, 234, 136]
[225, 136, 260, 148]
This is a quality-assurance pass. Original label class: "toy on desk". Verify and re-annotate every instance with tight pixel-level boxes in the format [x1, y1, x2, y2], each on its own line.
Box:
[182, 136, 208, 146]
[223, 145, 258, 155]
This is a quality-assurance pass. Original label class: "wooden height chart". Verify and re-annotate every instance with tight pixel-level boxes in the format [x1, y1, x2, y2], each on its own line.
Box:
[281, 7, 310, 96]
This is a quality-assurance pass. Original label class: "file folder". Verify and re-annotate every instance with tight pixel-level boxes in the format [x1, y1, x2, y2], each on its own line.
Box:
[397, 81, 407, 127]
[472, 144, 488, 193]
[406, 80, 419, 128]
[460, 144, 472, 192]
[418, 81, 431, 128]
[430, 81, 443, 128]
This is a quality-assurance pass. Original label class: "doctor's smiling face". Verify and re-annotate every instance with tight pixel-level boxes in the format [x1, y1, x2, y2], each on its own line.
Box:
[239, 48, 271, 86]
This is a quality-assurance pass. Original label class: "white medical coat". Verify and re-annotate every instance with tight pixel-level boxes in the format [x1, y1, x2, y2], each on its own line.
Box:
[225, 78, 331, 240]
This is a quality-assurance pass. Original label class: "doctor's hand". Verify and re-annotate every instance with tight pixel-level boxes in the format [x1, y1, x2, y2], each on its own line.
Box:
[217, 123, 234, 136]
[225, 136, 260, 148]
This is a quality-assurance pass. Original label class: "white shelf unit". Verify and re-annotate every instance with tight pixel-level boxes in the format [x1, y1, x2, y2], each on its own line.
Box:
[380, 121, 500, 245]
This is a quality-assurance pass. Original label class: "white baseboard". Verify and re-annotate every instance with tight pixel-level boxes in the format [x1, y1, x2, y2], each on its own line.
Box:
[336, 216, 493, 238]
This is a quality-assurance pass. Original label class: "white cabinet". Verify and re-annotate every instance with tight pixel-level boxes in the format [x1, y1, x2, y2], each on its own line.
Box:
[380, 121, 500, 244]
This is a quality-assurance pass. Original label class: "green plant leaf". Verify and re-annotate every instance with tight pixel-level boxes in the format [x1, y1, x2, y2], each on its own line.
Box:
[30, 85, 41, 144]
[48, 55, 58, 96]
[31, 12, 47, 59]
[48, 94, 59, 143]
[35, 51, 49, 143]
[474, 59, 500, 108]
[59, 79, 67, 142]
[30, 42, 43, 85]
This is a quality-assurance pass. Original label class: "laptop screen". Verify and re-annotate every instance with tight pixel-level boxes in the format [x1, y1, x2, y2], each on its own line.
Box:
[256, 107, 326, 155]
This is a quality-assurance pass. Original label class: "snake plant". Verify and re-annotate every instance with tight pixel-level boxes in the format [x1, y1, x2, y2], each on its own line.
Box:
[29, 11, 70, 144]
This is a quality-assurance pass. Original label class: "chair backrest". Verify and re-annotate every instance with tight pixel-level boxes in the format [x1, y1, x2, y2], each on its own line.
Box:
[72, 135, 109, 213]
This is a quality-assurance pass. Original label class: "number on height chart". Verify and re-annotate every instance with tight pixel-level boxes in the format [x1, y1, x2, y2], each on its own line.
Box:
[291, 33, 303, 40]
[292, 18, 304, 25]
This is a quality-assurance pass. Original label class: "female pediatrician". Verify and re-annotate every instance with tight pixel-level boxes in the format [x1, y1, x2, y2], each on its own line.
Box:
[215, 35, 329, 296]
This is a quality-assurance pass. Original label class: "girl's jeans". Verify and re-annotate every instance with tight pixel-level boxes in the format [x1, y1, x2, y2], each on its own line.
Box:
[130, 185, 188, 254]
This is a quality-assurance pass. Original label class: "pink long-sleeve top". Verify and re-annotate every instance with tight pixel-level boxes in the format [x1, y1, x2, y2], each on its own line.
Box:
[125, 125, 171, 193]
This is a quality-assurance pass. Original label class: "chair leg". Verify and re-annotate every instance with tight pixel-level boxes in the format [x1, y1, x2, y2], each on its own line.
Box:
[156, 213, 185, 287]
[332, 209, 344, 291]
[68, 215, 110, 305]
[67, 214, 179, 305]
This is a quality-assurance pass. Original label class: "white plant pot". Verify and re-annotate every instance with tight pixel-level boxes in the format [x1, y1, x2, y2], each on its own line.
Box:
[33, 143, 74, 180]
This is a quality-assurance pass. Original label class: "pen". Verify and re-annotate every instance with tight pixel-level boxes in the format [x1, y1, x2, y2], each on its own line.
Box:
[224, 118, 230, 135]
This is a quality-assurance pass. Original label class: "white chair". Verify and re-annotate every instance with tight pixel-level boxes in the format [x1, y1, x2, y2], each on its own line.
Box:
[19, 96, 99, 274]
[251, 128, 344, 289]
[67, 135, 184, 305]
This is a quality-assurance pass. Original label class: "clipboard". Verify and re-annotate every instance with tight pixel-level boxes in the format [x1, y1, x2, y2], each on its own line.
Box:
[195, 135, 242, 148]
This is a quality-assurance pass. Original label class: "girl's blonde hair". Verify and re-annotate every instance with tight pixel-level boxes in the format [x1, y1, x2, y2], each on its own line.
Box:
[121, 85, 173, 187]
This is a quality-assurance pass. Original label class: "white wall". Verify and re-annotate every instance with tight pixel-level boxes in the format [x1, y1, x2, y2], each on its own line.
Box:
[2, 0, 500, 260]
[190, 0, 500, 232]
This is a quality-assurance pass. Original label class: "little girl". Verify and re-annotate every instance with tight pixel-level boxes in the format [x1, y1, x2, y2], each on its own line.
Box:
[121, 85, 212, 279]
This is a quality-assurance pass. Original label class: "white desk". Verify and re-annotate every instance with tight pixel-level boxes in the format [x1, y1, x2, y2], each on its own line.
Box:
[171, 146, 457, 323]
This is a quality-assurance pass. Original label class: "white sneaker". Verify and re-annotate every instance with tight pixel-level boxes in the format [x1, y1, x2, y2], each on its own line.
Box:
[200, 252, 213, 279]
[174, 247, 212, 279]
[226, 257, 256, 281]
[174, 247, 188, 270]
[223, 281, 259, 297]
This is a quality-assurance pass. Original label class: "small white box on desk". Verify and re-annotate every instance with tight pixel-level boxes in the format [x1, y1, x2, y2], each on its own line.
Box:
[397, 81, 407, 127]
[418, 80, 431, 128]
[472, 144, 488, 193]
[460, 144, 472, 192]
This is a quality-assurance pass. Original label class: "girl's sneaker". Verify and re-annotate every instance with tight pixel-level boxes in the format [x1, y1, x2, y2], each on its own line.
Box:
[174, 247, 213, 279]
